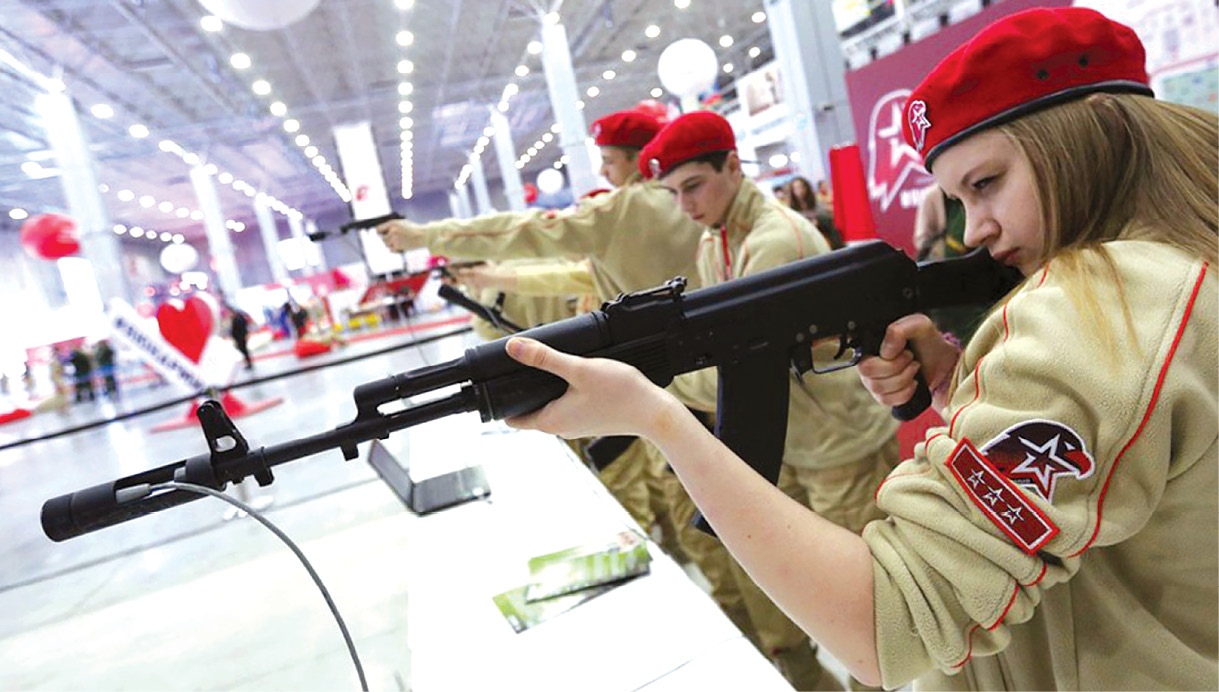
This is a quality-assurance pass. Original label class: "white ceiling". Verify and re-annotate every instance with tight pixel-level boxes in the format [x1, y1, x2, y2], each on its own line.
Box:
[0, 0, 780, 242]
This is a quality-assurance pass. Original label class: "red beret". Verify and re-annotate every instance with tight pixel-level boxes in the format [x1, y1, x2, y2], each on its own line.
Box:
[590, 111, 663, 149]
[905, 7, 1151, 171]
[639, 111, 736, 179]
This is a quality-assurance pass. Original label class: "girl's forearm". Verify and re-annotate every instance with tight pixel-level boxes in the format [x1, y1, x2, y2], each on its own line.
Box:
[644, 397, 882, 686]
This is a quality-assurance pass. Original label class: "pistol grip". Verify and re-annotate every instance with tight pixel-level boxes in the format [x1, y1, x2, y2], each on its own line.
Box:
[892, 371, 932, 421]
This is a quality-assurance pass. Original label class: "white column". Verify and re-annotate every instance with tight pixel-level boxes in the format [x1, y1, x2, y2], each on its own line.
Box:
[448, 191, 463, 218]
[304, 220, 327, 270]
[333, 120, 402, 275]
[286, 212, 317, 276]
[254, 197, 288, 284]
[191, 164, 242, 300]
[490, 108, 526, 212]
[37, 90, 130, 304]
[455, 183, 474, 219]
[469, 154, 494, 215]
[539, 22, 596, 198]
[765, 0, 856, 183]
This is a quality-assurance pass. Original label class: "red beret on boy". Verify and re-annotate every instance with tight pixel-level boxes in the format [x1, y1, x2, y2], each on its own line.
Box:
[639, 111, 736, 179]
[590, 111, 664, 149]
[904, 7, 1151, 171]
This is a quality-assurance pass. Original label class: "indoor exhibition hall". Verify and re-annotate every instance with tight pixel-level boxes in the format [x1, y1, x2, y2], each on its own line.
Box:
[1, 0, 1215, 690]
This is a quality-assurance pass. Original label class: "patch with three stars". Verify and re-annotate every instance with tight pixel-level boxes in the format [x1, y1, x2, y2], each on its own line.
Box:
[945, 438, 1060, 555]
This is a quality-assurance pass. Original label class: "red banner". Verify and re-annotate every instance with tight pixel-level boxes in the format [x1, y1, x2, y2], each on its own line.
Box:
[843, 0, 1070, 254]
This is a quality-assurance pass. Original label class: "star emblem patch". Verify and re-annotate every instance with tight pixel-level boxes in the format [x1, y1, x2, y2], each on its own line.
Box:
[981, 420, 1095, 503]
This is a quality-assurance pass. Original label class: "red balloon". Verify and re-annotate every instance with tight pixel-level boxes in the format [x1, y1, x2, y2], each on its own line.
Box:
[523, 182, 539, 204]
[20, 213, 80, 260]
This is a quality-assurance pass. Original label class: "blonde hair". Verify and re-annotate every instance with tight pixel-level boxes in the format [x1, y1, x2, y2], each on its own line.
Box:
[991, 94, 1218, 355]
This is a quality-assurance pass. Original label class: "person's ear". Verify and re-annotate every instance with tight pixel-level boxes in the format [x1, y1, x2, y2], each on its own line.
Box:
[726, 150, 742, 177]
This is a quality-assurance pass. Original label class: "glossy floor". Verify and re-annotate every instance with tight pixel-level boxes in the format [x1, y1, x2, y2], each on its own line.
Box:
[0, 318, 472, 690]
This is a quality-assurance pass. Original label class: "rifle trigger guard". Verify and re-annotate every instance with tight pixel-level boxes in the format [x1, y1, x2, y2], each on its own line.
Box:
[809, 344, 864, 375]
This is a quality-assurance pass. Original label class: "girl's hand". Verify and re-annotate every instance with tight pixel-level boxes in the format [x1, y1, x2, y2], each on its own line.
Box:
[503, 337, 681, 441]
[857, 313, 960, 413]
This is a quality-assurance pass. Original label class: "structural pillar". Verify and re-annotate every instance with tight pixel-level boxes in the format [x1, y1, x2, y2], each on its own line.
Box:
[489, 108, 526, 212]
[304, 219, 327, 271]
[254, 197, 289, 284]
[448, 191, 463, 219]
[37, 90, 130, 305]
[455, 183, 474, 219]
[469, 154, 494, 215]
[765, 0, 856, 183]
[191, 164, 242, 300]
[286, 212, 316, 276]
[539, 21, 596, 198]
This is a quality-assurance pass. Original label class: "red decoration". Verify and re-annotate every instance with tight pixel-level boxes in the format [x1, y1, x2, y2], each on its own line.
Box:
[828, 145, 877, 242]
[523, 182, 539, 204]
[156, 296, 215, 363]
[151, 392, 284, 433]
[331, 267, 352, 289]
[0, 408, 32, 425]
[19, 213, 80, 260]
[294, 338, 332, 358]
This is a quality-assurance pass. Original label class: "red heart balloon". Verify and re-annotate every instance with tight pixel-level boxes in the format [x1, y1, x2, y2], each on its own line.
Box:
[20, 213, 80, 260]
[156, 297, 215, 363]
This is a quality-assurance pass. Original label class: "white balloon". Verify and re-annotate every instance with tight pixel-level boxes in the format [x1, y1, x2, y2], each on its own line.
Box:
[160, 243, 199, 274]
[657, 39, 719, 99]
[198, 0, 321, 31]
[537, 168, 566, 195]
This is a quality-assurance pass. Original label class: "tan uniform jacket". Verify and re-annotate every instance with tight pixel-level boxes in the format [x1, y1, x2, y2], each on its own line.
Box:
[464, 259, 583, 340]
[865, 241, 1218, 690]
[421, 172, 704, 302]
[667, 179, 900, 470]
[511, 258, 596, 298]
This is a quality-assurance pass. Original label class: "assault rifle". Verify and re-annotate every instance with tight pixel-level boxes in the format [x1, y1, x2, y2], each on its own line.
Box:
[42, 241, 1020, 541]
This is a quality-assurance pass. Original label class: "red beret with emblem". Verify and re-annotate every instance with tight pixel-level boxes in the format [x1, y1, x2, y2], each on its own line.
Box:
[639, 110, 736, 179]
[904, 7, 1151, 171]
[590, 110, 664, 149]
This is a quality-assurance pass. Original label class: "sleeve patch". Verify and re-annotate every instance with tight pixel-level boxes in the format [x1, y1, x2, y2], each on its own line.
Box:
[979, 419, 1095, 503]
[945, 439, 1060, 555]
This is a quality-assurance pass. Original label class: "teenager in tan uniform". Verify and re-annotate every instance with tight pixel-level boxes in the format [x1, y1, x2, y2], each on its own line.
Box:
[374, 110, 702, 305]
[378, 110, 711, 539]
[499, 7, 1217, 690]
[634, 111, 902, 690]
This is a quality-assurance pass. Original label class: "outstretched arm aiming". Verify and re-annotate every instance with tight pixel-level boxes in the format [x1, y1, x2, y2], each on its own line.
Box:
[503, 337, 883, 687]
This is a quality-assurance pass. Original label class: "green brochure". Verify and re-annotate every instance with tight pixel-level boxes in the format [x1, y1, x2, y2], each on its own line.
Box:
[492, 583, 617, 634]
[523, 530, 652, 602]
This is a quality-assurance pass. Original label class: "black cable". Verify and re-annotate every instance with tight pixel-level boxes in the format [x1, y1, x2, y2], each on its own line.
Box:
[153, 481, 369, 692]
[0, 325, 471, 453]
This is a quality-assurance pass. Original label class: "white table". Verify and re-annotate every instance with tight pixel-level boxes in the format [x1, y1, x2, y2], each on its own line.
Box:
[398, 411, 792, 692]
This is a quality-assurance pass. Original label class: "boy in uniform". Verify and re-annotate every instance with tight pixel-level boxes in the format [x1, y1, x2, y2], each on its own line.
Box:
[378, 109, 786, 670]
[639, 111, 903, 689]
